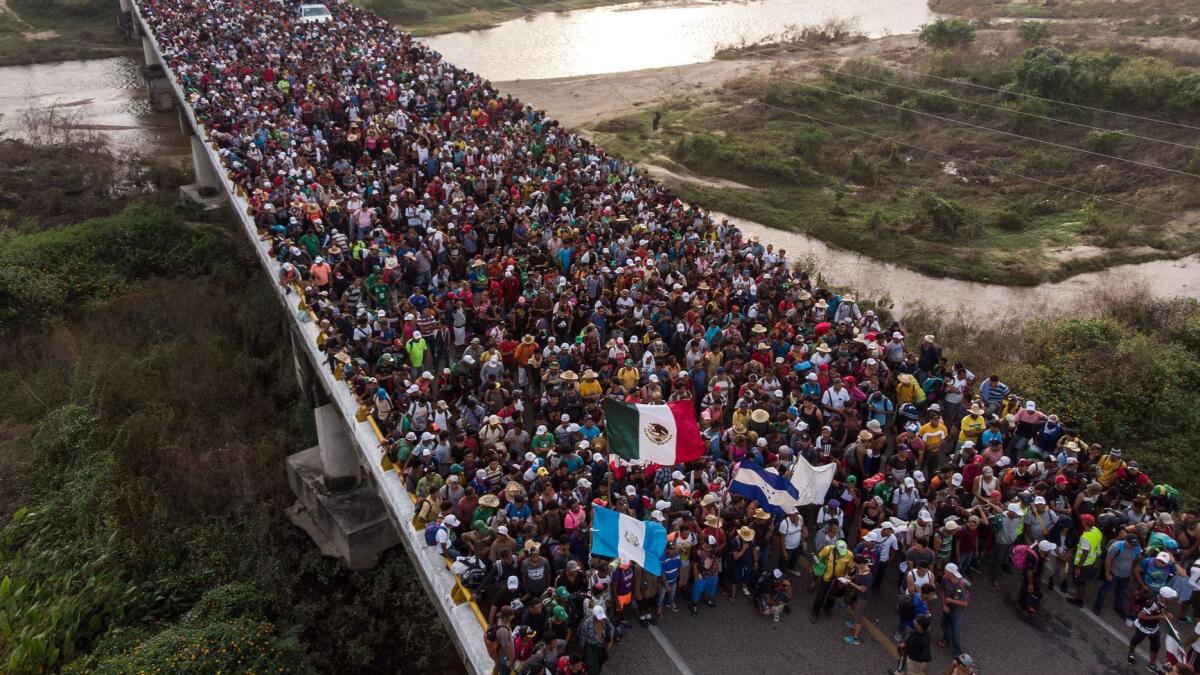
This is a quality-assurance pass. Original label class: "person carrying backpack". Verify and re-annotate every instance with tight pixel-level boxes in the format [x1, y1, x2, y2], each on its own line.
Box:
[486, 606, 516, 675]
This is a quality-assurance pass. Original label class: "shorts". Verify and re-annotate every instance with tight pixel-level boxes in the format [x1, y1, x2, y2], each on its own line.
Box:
[616, 592, 632, 611]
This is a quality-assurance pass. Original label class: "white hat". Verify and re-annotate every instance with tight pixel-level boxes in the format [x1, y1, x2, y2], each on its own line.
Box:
[913, 471, 926, 483]
[412, 330, 422, 339]
[918, 510, 931, 521]
[1037, 539, 1057, 552]
[944, 563, 962, 578]
[1160, 586, 1179, 599]
[593, 453, 604, 462]
[1033, 496, 1047, 505]
[951, 473, 963, 487]
[507, 576, 519, 590]
[1157, 552, 1173, 563]
[1007, 504, 1023, 516]
[1025, 401, 1036, 410]
[497, 525, 509, 535]
[904, 477, 915, 488]
[593, 605, 607, 619]
[443, 515, 460, 527]
[651, 510, 665, 522]
[578, 478, 591, 488]
[625, 485, 637, 496]
[671, 470, 685, 480]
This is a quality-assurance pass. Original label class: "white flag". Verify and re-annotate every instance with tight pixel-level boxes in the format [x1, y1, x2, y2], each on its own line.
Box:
[790, 455, 837, 506]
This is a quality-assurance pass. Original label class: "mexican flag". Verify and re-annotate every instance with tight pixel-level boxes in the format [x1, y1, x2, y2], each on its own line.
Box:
[602, 398, 704, 465]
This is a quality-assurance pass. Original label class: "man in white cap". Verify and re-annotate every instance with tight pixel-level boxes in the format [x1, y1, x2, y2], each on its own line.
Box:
[940, 562, 970, 657]
[1128, 585, 1177, 670]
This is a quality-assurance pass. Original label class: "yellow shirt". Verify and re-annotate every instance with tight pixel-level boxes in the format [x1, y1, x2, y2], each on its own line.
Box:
[958, 415, 987, 443]
[617, 366, 640, 391]
[919, 422, 949, 452]
[1097, 455, 1125, 488]
[579, 379, 602, 399]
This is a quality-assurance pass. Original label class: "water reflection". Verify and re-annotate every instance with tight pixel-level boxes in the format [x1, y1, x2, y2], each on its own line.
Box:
[0, 56, 190, 159]
[424, 0, 936, 81]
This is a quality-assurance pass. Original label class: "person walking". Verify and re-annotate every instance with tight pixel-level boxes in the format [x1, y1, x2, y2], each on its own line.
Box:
[811, 539, 853, 622]
[1094, 529, 1142, 620]
[890, 615, 933, 674]
[1128, 586, 1177, 672]
[939, 563, 970, 657]
[843, 554, 875, 646]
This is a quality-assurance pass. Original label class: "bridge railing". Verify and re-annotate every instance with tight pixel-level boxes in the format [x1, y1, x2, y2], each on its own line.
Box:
[127, 3, 492, 672]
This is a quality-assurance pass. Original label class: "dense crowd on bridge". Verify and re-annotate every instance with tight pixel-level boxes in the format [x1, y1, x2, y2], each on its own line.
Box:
[137, 0, 1200, 673]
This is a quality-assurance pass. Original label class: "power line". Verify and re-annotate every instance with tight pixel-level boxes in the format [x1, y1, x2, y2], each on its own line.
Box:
[738, 41, 1200, 133]
[760, 70, 1200, 180]
[735, 46, 1200, 152]
[752, 99, 1174, 218]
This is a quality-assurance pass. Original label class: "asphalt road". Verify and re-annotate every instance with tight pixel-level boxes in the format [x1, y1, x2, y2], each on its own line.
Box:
[604, 562, 1165, 675]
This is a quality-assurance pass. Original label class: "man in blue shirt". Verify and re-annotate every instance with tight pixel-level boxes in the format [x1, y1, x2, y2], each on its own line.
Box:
[659, 542, 683, 614]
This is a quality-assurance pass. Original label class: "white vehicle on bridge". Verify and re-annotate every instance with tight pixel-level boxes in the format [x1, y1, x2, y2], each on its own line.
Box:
[297, 3, 332, 23]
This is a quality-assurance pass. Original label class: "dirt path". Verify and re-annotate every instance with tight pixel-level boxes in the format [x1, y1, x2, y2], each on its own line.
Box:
[496, 33, 922, 128]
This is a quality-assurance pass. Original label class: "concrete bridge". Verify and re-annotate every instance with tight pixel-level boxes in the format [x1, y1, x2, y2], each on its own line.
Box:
[116, 1, 492, 671]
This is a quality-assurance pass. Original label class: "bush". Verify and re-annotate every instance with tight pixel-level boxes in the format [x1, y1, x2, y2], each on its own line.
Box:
[1108, 57, 1180, 110]
[848, 150, 876, 186]
[1015, 21, 1050, 44]
[990, 207, 1029, 231]
[792, 125, 830, 161]
[916, 190, 969, 233]
[1083, 130, 1124, 156]
[918, 19, 976, 50]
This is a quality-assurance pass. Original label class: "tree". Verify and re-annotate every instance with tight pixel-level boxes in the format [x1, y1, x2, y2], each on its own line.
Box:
[918, 19, 976, 50]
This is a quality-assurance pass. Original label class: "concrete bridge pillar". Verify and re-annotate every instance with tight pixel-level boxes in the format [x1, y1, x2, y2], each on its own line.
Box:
[314, 403, 360, 492]
[286, 333, 399, 569]
[141, 35, 160, 66]
[189, 136, 220, 188]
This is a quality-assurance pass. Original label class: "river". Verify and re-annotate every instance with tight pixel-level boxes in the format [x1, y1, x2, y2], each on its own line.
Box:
[424, 0, 936, 81]
[1, 10, 1195, 316]
[0, 56, 189, 160]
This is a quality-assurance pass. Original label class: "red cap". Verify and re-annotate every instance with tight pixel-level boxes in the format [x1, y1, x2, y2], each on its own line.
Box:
[1054, 475, 1068, 485]
[1080, 514, 1096, 525]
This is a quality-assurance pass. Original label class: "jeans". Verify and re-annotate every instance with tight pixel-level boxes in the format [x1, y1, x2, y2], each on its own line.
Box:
[1093, 574, 1131, 617]
[783, 546, 804, 573]
[658, 581, 677, 609]
[691, 575, 717, 604]
[991, 542, 1013, 584]
[941, 608, 964, 656]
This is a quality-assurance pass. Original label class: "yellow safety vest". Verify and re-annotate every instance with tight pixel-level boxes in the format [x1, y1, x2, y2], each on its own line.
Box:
[1075, 527, 1103, 567]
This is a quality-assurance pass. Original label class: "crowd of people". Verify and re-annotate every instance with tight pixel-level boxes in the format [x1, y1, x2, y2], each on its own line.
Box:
[137, 0, 1200, 673]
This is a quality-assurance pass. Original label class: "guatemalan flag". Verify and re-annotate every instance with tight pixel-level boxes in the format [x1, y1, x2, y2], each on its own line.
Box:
[731, 461, 801, 516]
[603, 399, 704, 465]
[591, 505, 668, 574]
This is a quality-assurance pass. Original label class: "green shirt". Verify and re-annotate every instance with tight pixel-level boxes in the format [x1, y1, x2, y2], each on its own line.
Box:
[406, 337, 428, 367]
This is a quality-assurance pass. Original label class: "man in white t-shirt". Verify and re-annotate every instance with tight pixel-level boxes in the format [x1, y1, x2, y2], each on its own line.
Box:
[777, 511, 808, 577]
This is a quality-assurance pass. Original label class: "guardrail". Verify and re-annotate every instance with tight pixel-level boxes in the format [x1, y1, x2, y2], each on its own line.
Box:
[127, 3, 492, 672]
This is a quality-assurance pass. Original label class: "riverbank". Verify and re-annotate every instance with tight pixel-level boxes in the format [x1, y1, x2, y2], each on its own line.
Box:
[0, 0, 134, 66]
[501, 15, 1200, 285]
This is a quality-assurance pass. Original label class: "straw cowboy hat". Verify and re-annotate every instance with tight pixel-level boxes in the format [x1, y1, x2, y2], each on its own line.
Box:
[704, 515, 724, 529]
[751, 324, 768, 334]
[737, 526, 756, 542]
[968, 403, 985, 416]
[582, 370, 598, 379]
[479, 494, 500, 508]
[753, 508, 771, 521]
[521, 334, 535, 344]
[750, 409, 770, 424]
[560, 370, 579, 381]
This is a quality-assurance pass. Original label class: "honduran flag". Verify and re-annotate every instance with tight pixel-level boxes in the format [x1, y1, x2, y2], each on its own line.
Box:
[592, 505, 667, 574]
[731, 461, 801, 516]
[602, 399, 705, 465]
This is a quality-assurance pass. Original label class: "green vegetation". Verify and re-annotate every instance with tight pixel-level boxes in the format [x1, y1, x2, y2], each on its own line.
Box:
[0, 143, 458, 674]
[0, 0, 134, 66]
[594, 34, 1200, 284]
[917, 18, 976, 50]
[1015, 20, 1050, 44]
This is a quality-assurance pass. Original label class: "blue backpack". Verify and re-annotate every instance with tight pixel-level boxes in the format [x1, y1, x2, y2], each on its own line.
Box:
[424, 522, 444, 546]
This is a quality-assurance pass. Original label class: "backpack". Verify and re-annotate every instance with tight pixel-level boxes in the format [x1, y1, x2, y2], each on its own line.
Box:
[424, 522, 445, 546]
[513, 627, 535, 661]
[1010, 544, 1038, 571]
